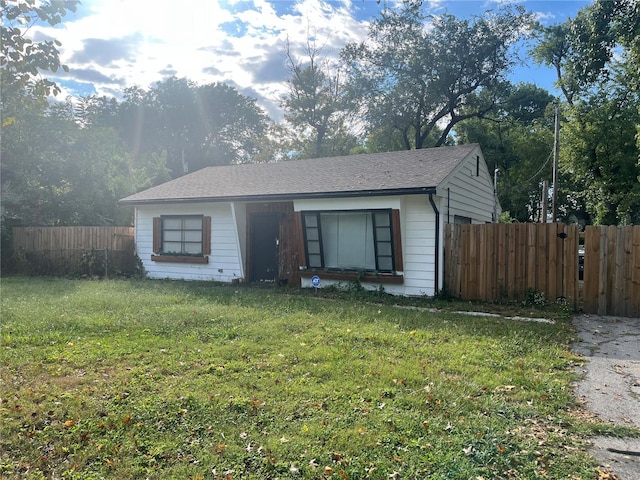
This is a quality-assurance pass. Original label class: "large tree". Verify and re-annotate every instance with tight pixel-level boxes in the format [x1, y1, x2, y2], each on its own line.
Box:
[2, 117, 147, 227]
[1, 0, 77, 252]
[1, 0, 76, 120]
[559, 69, 640, 225]
[118, 78, 272, 176]
[533, 0, 640, 225]
[280, 40, 359, 159]
[341, 5, 533, 150]
[456, 83, 557, 222]
[1, 0, 168, 260]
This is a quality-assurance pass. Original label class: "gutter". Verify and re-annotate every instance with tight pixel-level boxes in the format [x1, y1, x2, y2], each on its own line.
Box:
[428, 193, 440, 296]
[119, 186, 438, 207]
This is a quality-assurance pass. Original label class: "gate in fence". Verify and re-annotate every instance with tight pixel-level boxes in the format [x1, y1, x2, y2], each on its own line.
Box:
[582, 225, 640, 317]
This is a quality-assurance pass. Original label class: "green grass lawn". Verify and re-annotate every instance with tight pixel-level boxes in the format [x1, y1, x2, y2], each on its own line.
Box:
[0, 278, 629, 479]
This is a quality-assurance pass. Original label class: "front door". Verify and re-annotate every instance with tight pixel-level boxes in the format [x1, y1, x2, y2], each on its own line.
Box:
[250, 213, 280, 282]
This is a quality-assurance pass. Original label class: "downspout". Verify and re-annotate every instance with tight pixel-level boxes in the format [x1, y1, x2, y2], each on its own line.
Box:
[428, 193, 440, 296]
[230, 203, 245, 280]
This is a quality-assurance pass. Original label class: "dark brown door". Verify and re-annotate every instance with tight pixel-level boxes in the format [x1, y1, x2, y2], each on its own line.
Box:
[250, 213, 280, 282]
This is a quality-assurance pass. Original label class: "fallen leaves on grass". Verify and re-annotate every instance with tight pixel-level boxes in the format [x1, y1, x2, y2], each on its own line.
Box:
[596, 467, 620, 479]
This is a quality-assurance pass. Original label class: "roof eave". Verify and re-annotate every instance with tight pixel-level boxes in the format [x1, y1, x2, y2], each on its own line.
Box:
[118, 186, 438, 207]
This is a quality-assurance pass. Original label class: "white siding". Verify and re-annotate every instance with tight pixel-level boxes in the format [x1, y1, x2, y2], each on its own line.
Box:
[135, 203, 244, 282]
[402, 195, 437, 296]
[438, 146, 497, 225]
[294, 196, 402, 212]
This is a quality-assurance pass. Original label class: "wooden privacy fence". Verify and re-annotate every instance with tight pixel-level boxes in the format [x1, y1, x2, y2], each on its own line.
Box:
[12, 226, 135, 276]
[445, 223, 579, 309]
[583, 225, 640, 317]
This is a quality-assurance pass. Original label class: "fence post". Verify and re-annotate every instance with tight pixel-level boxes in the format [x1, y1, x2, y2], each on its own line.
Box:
[104, 248, 108, 279]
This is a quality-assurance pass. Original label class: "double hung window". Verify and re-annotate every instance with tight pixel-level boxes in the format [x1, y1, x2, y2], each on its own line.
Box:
[161, 215, 204, 255]
[151, 215, 211, 263]
[302, 210, 396, 272]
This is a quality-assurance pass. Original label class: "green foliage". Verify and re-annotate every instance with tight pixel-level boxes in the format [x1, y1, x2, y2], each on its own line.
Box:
[456, 84, 556, 222]
[559, 79, 640, 225]
[533, 0, 640, 225]
[281, 41, 359, 159]
[342, 5, 534, 150]
[498, 211, 515, 223]
[532, 0, 639, 101]
[0, 0, 76, 105]
[77, 250, 107, 277]
[0, 278, 622, 479]
[1, 115, 152, 228]
[118, 78, 271, 176]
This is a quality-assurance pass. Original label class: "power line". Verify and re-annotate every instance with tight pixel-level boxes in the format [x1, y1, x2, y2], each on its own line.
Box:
[522, 149, 554, 185]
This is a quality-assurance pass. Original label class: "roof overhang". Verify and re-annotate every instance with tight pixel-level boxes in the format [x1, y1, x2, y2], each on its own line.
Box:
[119, 186, 438, 207]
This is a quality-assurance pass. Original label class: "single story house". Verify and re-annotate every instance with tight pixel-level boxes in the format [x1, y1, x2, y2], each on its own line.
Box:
[119, 144, 499, 296]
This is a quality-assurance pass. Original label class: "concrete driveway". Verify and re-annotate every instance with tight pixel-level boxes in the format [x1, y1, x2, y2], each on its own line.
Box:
[572, 314, 640, 479]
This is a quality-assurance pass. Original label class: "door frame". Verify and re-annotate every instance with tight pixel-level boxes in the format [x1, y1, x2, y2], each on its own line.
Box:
[247, 212, 282, 283]
[244, 201, 300, 287]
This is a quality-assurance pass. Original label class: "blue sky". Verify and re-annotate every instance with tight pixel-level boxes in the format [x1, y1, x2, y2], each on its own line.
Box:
[36, 0, 592, 119]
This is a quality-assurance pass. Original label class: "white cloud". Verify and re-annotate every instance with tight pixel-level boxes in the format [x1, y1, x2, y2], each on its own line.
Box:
[42, 0, 371, 118]
[38, 0, 589, 117]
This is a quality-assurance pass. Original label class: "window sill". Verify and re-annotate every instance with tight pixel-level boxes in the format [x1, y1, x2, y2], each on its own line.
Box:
[300, 271, 404, 284]
[151, 255, 209, 264]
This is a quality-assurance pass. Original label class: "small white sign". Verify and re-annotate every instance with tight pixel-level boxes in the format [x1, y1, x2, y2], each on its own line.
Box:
[311, 275, 321, 288]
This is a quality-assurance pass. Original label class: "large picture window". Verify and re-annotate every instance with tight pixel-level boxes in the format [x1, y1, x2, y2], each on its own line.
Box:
[302, 210, 397, 272]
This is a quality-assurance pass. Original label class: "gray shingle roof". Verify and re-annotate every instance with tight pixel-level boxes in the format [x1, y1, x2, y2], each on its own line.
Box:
[119, 144, 479, 205]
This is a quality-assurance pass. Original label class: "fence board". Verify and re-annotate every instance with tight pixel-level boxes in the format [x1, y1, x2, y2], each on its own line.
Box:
[496, 223, 507, 299]
[623, 228, 633, 317]
[546, 223, 558, 300]
[478, 225, 488, 300]
[582, 225, 640, 317]
[564, 224, 579, 306]
[597, 226, 608, 316]
[11, 226, 135, 276]
[583, 227, 599, 313]
[536, 225, 547, 299]
[444, 223, 579, 309]
[466, 225, 477, 299]
[525, 224, 536, 292]
[633, 226, 640, 316]
[516, 224, 527, 298]
[453, 225, 463, 298]
[613, 227, 625, 315]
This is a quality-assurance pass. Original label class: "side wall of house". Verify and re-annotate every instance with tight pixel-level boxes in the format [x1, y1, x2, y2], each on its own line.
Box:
[402, 195, 438, 296]
[439, 148, 497, 224]
[135, 203, 244, 282]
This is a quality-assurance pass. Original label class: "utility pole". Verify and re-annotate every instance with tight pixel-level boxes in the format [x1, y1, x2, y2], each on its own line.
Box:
[551, 105, 559, 222]
[493, 168, 499, 222]
[541, 180, 548, 223]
